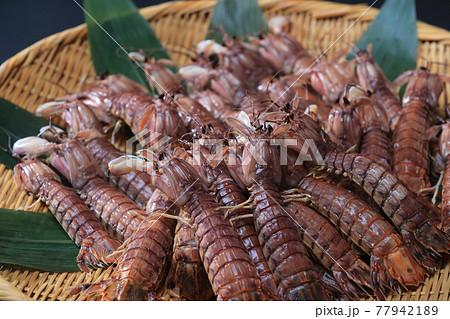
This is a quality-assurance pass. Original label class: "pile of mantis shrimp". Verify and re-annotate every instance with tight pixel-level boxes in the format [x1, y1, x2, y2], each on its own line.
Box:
[10, 16, 450, 301]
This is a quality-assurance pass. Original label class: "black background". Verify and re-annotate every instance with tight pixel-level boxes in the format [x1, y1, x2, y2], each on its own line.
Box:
[0, 0, 449, 63]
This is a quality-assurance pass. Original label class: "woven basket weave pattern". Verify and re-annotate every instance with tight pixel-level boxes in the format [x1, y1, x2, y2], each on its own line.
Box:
[0, 0, 449, 301]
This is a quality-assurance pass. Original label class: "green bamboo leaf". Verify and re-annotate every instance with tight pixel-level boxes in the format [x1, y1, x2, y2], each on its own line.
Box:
[84, 0, 171, 92]
[0, 98, 49, 169]
[207, 0, 268, 42]
[0, 209, 79, 272]
[0, 128, 18, 170]
[353, 0, 418, 81]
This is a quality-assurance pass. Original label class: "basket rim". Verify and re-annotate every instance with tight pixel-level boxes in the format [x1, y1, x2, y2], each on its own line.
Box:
[1, 0, 450, 86]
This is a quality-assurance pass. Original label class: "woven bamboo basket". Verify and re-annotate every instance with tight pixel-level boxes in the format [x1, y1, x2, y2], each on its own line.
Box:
[0, 0, 449, 301]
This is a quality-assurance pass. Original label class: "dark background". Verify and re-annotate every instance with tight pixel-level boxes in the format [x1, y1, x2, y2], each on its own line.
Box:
[0, 0, 449, 64]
